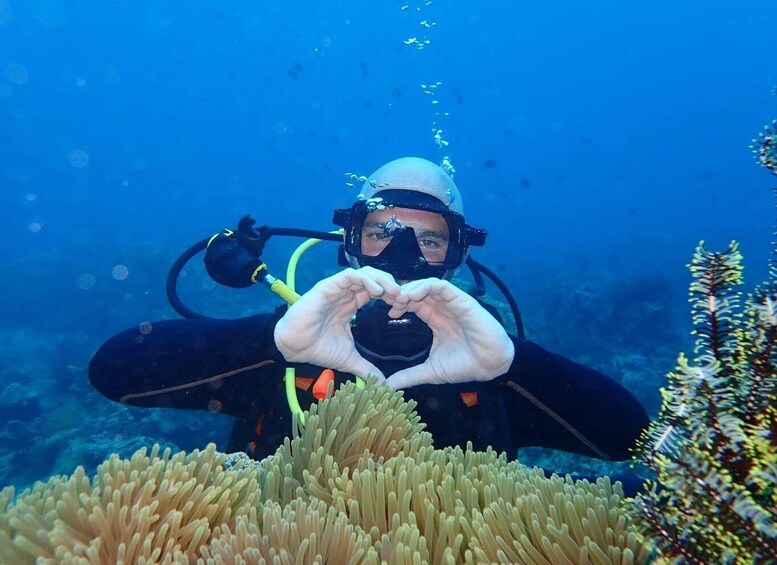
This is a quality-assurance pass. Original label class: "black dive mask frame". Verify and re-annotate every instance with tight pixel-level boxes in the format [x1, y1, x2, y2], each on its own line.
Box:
[332, 189, 487, 281]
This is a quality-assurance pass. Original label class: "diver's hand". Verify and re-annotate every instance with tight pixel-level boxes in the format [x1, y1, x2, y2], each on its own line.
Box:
[385, 279, 514, 389]
[273, 267, 401, 381]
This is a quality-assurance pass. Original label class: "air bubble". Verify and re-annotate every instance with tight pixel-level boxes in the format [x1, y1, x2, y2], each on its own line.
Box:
[68, 149, 90, 169]
[3, 63, 28, 85]
[111, 264, 129, 280]
[78, 273, 96, 290]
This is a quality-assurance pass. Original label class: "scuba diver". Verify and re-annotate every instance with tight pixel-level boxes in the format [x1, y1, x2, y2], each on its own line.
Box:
[89, 156, 650, 490]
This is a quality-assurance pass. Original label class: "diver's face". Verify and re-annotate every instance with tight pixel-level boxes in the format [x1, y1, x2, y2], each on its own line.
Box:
[361, 207, 449, 263]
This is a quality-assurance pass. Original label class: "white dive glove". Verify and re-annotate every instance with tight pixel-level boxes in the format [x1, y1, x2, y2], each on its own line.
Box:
[273, 267, 401, 381]
[384, 278, 515, 390]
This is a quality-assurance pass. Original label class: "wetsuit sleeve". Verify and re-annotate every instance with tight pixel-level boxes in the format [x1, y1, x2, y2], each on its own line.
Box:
[88, 312, 286, 416]
[500, 336, 650, 461]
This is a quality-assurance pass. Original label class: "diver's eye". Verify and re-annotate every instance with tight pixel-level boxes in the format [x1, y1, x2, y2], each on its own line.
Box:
[366, 231, 391, 242]
[418, 239, 441, 250]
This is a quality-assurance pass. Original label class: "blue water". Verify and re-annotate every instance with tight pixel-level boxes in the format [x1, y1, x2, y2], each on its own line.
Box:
[1, 0, 775, 487]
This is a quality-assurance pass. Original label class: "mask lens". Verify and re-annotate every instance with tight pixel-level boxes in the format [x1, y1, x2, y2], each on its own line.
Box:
[360, 208, 450, 263]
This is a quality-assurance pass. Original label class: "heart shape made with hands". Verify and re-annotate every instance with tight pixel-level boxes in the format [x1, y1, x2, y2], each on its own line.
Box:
[273, 267, 515, 390]
[383, 278, 515, 389]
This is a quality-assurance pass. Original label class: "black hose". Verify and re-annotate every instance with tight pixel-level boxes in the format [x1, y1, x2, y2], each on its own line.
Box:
[267, 227, 343, 242]
[166, 238, 210, 319]
[466, 258, 487, 297]
[466, 257, 525, 339]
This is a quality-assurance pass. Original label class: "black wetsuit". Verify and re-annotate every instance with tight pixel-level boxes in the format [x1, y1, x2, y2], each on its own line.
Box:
[88, 310, 650, 469]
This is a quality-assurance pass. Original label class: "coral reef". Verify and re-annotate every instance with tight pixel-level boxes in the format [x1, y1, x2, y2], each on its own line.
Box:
[628, 126, 777, 563]
[1, 380, 650, 564]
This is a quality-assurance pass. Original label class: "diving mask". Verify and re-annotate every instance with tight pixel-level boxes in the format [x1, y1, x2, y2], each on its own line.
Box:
[334, 189, 487, 281]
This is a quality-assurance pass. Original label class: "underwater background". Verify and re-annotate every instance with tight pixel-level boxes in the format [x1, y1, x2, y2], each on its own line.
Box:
[0, 0, 775, 490]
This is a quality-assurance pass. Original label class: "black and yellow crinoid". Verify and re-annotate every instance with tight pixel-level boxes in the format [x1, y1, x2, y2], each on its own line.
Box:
[629, 122, 777, 564]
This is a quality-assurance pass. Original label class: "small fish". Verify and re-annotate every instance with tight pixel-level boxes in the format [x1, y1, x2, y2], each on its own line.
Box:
[287, 63, 303, 79]
[482, 159, 496, 169]
[453, 86, 464, 104]
[520, 178, 531, 189]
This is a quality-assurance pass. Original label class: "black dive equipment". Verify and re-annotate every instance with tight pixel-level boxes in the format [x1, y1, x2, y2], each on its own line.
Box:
[204, 216, 268, 288]
[166, 215, 341, 319]
[351, 300, 433, 362]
